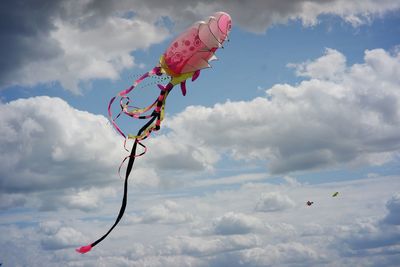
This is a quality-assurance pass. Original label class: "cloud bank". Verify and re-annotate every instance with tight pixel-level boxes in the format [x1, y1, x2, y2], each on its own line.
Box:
[1, 47, 399, 214]
[1, 0, 399, 92]
[165, 47, 400, 174]
[1, 175, 399, 266]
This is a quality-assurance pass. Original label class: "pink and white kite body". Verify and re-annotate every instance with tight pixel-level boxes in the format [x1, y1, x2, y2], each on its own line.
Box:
[163, 11, 231, 75]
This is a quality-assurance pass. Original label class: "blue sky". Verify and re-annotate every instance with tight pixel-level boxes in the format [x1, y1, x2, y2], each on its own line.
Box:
[1, 1, 400, 266]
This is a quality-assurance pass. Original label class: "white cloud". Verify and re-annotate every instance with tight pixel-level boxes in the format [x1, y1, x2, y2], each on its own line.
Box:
[12, 16, 168, 93]
[59, 187, 117, 212]
[1, 1, 168, 93]
[210, 242, 322, 267]
[128, 200, 194, 224]
[1, 175, 400, 266]
[0, 225, 47, 266]
[0, 96, 121, 194]
[382, 193, 400, 225]
[146, 135, 219, 172]
[336, 221, 400, 265]
[255, 192, 296, 212]
[164, 47, 400, 174]
[3, 0, 400, 91]
[40, 221, 86, 250]
[193, 173, 268, 188]
[212, 212, 263, 235]
[264, 222, 297, 238]
[112, 0, 400, 33]
[0, 96, 167, 216]
[163, 234, 260, 257]
[282, 176, 302, 187]
[288, 48, 347, 80]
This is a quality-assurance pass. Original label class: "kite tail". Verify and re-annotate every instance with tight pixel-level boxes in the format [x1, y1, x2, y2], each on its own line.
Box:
[76, 115, 157, 254]
[76, 69, 171, 254]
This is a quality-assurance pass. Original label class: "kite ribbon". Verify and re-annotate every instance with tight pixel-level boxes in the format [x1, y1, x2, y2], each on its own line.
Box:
[76, 68, 170, 254]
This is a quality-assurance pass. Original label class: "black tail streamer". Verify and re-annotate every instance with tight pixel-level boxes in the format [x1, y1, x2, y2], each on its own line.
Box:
[90, 115, 157, 248]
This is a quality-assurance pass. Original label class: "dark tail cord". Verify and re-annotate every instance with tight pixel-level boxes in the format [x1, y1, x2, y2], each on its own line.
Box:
[91, 115, 157, 248]
[76, 115, 158, 253]
[76, 82, 170, 254]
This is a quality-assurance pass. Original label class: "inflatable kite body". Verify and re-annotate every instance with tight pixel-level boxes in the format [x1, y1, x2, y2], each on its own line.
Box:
[76, 12, 232, 254]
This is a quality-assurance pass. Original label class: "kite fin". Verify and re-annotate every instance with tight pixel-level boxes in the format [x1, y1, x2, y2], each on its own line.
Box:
[76, 244, 92, 254]
[180, 81, 187, 96]
[157, 84, 167, 91]
[192, 70, 201, 81]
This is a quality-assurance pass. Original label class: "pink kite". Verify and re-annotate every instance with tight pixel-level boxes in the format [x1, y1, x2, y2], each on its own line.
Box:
[76, 11, 232, 254]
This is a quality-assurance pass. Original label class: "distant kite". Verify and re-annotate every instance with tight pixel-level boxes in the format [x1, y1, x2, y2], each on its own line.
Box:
[76, 12, 232, 254]
[306, 201, 314, 206]
[332, 192, 339, 197]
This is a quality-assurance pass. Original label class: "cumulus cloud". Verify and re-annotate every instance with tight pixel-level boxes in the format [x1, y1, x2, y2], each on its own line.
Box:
[0, 225, 47, 266]
[212, 212, 263, 235]
[146, 135, 219, 172]
[0, 96, 121, 194]
[255, 192, 296, 212]
[193, 173, 267, 188]
[382, 193, 400, 225]
[39, 220, 85, 250]
[65, 0, 400, 33]
[16, 15, 167, 93]
[163, 234, 259, 258]
[165, 47, 400, 174]
[0, 0, 64, 88]
[129, 200, 194, 224]
[335, 193, 400, 266]
[0, 96, 167, 215]
[288, 48, 347, 80]
[2, 0, 400, 91]
[209, 0, 400, 32]
[282, 175, 302, 187]
[0, 0, 168, 93]
[1, 175, 400, 266]
[210, 242, 322, 267]
[38, 187, 117, 212]
[339, 221, 400, 254]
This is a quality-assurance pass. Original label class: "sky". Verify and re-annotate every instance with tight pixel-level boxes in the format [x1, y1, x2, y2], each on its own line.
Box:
[1, 0, 400, 266]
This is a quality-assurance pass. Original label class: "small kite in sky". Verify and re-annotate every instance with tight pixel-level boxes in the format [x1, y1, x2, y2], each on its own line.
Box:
[76, 11, 232, 254]
[332, 192, 339, 197]
[306, 201, 314, 206]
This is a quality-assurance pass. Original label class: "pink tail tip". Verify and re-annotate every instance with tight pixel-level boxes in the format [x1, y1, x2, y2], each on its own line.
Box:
[76, 244, 92, 254]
